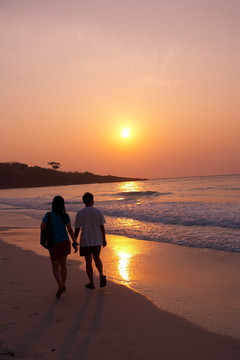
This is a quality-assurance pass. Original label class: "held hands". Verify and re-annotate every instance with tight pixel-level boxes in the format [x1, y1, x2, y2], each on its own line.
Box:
[72, 242, 79, 253]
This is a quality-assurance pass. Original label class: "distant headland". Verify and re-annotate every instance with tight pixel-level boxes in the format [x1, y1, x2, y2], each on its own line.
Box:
[0, 162, 147, 190]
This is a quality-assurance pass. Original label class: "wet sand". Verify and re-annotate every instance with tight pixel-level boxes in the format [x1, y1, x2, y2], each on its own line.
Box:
[0, 212, 240, 359]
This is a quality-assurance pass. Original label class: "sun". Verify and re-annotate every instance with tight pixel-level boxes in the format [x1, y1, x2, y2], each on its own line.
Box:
[121, 127, 131, 138]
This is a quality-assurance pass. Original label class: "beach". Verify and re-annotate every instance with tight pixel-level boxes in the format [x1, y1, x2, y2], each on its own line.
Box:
[1, 212, 240, 359]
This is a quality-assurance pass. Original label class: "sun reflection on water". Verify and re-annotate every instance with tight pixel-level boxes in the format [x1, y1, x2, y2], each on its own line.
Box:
[110, 237, 142, 285]
[116, 181, 144, 201]
[117, 252, 131, 281]
[118, 181, 143, 193]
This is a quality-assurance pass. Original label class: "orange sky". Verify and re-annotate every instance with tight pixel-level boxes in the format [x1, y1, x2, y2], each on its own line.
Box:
[0, 0, 239, 178]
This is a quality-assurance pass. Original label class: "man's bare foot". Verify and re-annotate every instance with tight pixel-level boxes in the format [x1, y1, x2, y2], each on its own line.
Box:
[100, 275, 107, 287]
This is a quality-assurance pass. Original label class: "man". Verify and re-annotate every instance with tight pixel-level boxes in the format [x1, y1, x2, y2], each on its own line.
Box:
[74, 192, 107, 289]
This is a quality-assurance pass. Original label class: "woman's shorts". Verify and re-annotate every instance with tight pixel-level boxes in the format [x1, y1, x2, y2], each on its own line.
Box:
[49, 240, 71, 261]
[80, 245, 101, 257]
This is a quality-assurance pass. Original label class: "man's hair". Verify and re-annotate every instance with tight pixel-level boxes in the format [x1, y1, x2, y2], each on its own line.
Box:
[82, 192, 94, 205]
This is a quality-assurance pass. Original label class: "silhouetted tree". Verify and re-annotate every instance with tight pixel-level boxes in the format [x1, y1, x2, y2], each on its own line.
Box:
[48, 162, 61, 170]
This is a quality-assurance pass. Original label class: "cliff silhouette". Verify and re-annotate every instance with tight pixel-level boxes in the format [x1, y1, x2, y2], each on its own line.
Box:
[0, 162, 146, 189]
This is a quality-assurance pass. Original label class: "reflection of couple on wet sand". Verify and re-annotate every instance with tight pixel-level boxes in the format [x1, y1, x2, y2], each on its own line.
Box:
[40, 192, 107, 298]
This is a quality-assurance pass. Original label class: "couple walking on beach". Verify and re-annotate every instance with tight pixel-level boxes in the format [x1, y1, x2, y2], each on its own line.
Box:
[40, 192, 107, 298]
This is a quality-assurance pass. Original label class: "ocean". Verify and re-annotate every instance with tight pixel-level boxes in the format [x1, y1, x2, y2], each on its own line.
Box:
[0, 174, 239, 253]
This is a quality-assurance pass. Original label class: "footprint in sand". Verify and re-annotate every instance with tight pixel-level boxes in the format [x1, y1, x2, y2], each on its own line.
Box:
[56, 318, 65, 323]
[28, 312, 38, 317]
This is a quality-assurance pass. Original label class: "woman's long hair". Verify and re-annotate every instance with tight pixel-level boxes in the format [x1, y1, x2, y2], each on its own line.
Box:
[52, 196, 68, 224]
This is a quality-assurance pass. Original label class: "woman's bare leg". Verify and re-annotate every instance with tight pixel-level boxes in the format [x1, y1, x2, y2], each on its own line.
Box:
[59, 256, 67, 286]
[51, 259, 65, 289]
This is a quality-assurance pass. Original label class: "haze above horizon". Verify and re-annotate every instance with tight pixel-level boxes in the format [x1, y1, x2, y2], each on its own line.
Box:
[0, 0, 239, 178]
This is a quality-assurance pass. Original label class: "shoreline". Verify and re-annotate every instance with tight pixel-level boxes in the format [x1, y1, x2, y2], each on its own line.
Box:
[1, 212, 240, 338]
[1, 211, 240, 339]
[101, 234, 240, 339]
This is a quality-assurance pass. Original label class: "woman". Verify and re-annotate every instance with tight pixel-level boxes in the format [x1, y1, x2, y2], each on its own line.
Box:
[41, 196, 78, 298]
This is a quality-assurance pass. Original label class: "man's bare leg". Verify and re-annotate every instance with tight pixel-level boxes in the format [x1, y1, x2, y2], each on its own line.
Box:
[93, 254, 103, 276]
[93, 254, 107, 287]
[84, 255, 95, 288]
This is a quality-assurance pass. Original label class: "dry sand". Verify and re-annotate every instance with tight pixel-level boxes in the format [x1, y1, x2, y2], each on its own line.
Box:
[1, 212, 240, 359]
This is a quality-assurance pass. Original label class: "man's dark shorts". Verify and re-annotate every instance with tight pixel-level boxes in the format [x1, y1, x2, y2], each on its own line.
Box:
[80, 245, 101, 257]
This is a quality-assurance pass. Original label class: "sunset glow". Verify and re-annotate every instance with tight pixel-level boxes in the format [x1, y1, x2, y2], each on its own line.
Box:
[0, 0, 239, 178]
[121, 128, 131, 138]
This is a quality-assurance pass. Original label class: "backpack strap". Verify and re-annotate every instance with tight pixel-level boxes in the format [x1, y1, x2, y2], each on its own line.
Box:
[47, 212, 52, 227]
